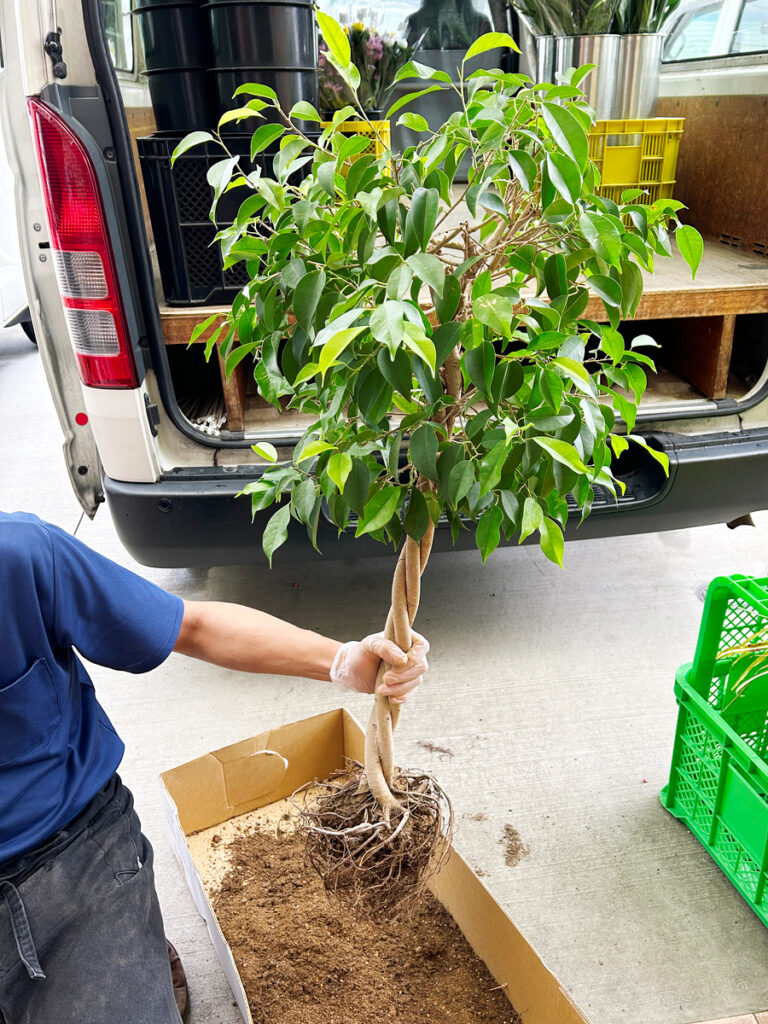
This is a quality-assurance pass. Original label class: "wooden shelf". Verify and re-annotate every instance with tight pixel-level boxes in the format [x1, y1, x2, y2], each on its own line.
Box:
[158, 240, 768, 412]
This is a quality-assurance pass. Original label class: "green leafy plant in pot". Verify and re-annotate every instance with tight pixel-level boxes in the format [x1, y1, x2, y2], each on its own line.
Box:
[176, 12, 702, 914]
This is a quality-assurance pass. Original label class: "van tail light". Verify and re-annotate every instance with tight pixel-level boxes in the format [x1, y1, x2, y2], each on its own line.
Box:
[28, 97, 139, 389]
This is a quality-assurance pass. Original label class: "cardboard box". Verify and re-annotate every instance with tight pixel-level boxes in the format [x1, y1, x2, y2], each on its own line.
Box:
[160, 708, 590, 1024]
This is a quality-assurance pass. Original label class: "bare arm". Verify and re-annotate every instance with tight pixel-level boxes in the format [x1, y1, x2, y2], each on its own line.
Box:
[173, 600, 342, 681]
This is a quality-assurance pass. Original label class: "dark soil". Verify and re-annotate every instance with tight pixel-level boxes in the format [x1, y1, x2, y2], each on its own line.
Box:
[212, 827, 522, 1024]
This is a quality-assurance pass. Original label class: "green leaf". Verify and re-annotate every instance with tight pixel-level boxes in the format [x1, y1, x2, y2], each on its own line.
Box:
[385, 85, 443, 119]
[262, 503, 290, 568]
[541, 102, 588, 171]
[343, 459, 371, 515]
[172, 131, 213, 164]
[404, 487, 430, 540]
[293, 270, 326, 333]
[676, 224, 703, 278]
[543, 253, 568, 300]
[476, 505, 503, 563]
[519, 496, 543, 542]
[327, 451, 353, 491]
[402, 324, 437, 374]
[405, 187, 440, 255]
[190, 312, 223, 346]
[409, 424, 439, 481]
[464, 341, 496, 399]
[296, 439, 335, 463]
[291, 478, 317, 524]
[533, 436, 587, 473]
[250, 123, 285, 158]
[398, 112, 430, 132]
[579, 211, 622, 265]
[449, 460, 474, 505]
[318, 326, 365, 379]
[219, 107, 264, 129]
[289, 101, 321, 122]
[356, 485, 401, 536]
[509, 150, 537, 192]
[473, 293, 515, 339]
[251, 441, 278, 463]
[464, 32, 520, 62]
[407, 252, 445, 294]
[588, 274, 623, 309]
[370, 300, 406, 354]
[627, 435, 670, 474]
[395, 60, 452, 84]
[546, 151, 581, 204]
[234, 82, 277, 102]
[435, 274, 461, 324]
[317, 10, 351, 66]
[478, 440, 509, 496]
[539, 518, 564, 567]
[377, 347, 412, 398]
[206, 157, 237, 216]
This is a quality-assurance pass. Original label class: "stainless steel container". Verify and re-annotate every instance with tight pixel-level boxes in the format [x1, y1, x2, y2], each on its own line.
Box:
[554, 34, 622, 119]
[535, 35, 555, 83]
[618, 32, 664, 119]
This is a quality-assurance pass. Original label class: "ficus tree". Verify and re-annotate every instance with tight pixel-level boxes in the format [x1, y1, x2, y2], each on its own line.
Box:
[177, 13, 702, 904]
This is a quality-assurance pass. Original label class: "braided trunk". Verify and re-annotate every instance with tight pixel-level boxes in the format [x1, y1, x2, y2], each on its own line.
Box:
[362, 522, 435, 822]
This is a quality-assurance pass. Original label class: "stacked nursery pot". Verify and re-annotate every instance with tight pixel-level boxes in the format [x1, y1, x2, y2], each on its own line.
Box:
[207, 0, 318, 123]
[134, 0, 216, 131]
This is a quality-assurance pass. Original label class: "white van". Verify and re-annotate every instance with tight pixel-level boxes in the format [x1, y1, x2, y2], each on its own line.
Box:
[1, 0, 767, 566]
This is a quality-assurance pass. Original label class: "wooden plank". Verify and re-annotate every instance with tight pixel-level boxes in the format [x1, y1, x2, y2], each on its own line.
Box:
[217, 351, 247, 432]
[628, 314, 736, 400]
[158, 241, 768, 345]
[658, 95, 768, 254]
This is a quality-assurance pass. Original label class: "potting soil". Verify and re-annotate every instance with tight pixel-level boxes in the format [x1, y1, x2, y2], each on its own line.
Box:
[197, 809, 521, 1024]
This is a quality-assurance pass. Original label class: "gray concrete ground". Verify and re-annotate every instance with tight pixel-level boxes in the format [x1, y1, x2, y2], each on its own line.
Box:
[2, 324, 768, 1024]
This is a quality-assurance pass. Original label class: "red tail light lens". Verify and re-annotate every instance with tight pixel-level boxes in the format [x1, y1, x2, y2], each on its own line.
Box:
[28, 97, 139, 389]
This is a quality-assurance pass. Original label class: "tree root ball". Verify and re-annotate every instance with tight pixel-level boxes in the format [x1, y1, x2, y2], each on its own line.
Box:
[293, 762, 454, 919]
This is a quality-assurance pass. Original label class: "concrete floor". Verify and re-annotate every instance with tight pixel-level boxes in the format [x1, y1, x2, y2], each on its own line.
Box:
[3, 325, 768, 1024]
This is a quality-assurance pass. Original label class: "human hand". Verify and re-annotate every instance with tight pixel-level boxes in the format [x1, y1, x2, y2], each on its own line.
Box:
[330, 631, 430, 703]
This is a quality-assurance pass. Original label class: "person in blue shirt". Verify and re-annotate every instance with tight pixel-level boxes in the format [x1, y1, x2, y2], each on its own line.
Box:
[0, 511, 429, 1024]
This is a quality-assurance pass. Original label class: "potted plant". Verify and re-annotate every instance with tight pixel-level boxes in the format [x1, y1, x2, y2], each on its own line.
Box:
[175, 12, 702, 907]
[318, 18, 419, 159]
[510, 0, 622, 115]
[613, 0, 683, 118]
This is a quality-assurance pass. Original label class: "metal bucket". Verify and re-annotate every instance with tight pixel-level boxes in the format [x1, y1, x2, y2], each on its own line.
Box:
[535, 35, 555, 83]
[618, 33, 664, 119]
[554, 34, 622, 119]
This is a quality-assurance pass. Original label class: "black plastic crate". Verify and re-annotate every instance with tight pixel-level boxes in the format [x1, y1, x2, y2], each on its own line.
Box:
[138, 133, 317, 306]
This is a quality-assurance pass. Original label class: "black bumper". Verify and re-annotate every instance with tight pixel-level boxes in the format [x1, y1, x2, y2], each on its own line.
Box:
[104, 430, 768, 568]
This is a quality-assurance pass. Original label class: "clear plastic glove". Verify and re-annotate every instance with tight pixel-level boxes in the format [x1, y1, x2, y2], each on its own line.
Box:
[330, 631, 430, 703]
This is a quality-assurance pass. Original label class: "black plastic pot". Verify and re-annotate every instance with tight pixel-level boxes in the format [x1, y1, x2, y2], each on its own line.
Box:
[206, 2, 316, 68]
[213, 67, 317, 121]
[145, 68, 216, 131]
[134, 4, 212, 70]
[206, 0, 312, 5]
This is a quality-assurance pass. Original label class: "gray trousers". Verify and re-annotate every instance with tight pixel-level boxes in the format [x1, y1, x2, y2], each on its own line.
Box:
[0, 776, 181, 1024]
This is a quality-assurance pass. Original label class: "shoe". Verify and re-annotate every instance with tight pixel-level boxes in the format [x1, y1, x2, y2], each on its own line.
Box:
[167, 941, 190, 1022]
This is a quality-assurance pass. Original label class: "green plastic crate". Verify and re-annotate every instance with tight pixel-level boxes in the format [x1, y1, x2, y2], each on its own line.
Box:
[662, 576, 768, 925]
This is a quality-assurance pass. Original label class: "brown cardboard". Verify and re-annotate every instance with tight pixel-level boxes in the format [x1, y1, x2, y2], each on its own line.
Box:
[160, 708, 590, 1024]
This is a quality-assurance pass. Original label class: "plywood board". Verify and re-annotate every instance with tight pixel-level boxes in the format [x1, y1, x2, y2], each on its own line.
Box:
[657, 95, 768, 254]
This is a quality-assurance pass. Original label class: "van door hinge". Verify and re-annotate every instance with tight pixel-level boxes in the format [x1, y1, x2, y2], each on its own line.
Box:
[144, 394, 160, 437]
[44, 29, 68, 79]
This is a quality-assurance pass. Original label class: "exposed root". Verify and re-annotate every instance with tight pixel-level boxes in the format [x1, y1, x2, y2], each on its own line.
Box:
[293, 762, 453, 919]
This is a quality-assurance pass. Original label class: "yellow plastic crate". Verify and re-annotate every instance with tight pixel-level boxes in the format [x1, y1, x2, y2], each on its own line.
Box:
[589, 117, 684, 204]
[321, 118, 391, 162]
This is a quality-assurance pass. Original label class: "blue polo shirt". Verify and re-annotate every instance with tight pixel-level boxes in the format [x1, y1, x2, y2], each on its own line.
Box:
[0, 512, 184, 863]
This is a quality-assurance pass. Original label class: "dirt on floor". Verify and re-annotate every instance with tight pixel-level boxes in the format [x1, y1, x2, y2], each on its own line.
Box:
[211, 825, 522, 1024]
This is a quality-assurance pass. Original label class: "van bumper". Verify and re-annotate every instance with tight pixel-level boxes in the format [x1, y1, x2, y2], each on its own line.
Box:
[103, 430, 768, 568]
